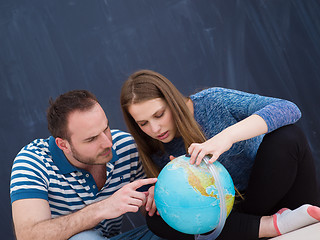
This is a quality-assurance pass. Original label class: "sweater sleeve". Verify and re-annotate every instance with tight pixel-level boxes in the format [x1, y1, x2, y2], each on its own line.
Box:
[192, 88, 301, 133]
[225, 88, 302, 133]
[253, 100, 301, 132]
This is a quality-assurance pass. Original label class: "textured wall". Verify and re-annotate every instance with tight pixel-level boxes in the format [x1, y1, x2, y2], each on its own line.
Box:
[1, 1, 319, 238]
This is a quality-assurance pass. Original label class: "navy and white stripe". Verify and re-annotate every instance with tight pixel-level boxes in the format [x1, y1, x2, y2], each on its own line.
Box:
[10, 129, 145, 238]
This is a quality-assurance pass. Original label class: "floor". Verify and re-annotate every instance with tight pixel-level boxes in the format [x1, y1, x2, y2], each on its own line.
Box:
[271, 222, 320, 240]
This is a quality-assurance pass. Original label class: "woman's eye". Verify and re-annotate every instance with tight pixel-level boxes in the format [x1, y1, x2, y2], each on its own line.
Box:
[139, 122, 147, 127]
[155, 112, 164, 118]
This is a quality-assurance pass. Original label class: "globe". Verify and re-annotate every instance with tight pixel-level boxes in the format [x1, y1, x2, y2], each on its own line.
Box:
[154, 155, 235, 235]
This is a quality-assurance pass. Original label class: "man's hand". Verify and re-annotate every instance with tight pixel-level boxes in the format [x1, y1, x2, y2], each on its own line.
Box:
[144, 185, 159, 216]
[104, 178, 157, 218]
[144, 156, 178, 217]
[11, 178, 157, 240]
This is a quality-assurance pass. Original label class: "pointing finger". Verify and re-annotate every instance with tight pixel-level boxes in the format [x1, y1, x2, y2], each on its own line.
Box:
[130, 178, 157, 190]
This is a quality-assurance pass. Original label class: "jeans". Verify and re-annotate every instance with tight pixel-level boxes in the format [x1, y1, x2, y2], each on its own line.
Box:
[69, 225, 165, 240]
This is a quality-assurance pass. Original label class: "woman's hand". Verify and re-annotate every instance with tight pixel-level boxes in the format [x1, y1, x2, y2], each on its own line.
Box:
[188, 115, 268, 165]
[188, 131, 233, 165]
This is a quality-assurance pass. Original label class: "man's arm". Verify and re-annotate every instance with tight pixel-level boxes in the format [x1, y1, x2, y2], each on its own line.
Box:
[12, 198, 101, 240]
[12, 178, 157, 240]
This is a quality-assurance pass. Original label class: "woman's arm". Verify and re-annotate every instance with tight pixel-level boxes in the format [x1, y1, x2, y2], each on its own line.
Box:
[188, 88, 301, 164]
[188, 114, 267, 164]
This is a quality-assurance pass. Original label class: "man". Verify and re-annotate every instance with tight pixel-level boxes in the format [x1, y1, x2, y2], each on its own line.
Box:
[10, 90, 160, 240]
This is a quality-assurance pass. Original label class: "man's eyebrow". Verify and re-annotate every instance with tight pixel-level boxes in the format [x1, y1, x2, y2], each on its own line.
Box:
[83, 134, 98, 142]
[84, 121, 109, 142]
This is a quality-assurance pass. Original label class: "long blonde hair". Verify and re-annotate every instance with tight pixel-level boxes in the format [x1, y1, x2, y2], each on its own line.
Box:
[120, 70, 206, 177]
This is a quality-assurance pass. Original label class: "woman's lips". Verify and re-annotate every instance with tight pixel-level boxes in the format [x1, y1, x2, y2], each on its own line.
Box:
[157, 131, 169, 140]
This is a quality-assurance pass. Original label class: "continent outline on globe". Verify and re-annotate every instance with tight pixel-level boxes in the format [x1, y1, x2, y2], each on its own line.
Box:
[154, 155, 235, 235]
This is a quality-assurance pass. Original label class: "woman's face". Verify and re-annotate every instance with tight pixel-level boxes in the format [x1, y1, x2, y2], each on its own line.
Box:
[128, 98, 178, 143]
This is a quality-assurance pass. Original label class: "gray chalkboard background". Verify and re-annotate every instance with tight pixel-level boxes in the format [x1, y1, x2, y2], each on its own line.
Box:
[1, 0, 319, 239]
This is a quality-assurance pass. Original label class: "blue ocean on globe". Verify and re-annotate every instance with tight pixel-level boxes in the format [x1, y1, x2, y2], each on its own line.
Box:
[154, 155, 235, 234]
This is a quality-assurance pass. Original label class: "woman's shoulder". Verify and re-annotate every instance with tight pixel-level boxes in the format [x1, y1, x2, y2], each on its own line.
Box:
[190, 87, 247, 104]
[190, 87, 244, 98]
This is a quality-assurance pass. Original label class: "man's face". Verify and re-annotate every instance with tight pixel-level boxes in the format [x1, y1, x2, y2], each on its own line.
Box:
[66, 103, 113, 167]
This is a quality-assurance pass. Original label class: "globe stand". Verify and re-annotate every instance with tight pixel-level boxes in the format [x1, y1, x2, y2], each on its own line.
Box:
[194, 156, 227, 240]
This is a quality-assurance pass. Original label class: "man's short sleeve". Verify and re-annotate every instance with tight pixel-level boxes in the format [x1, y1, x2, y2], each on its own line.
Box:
[10, 141, 50, 203]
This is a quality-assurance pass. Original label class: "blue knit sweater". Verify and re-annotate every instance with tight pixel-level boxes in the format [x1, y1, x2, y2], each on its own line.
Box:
[152, 87, 301, 191]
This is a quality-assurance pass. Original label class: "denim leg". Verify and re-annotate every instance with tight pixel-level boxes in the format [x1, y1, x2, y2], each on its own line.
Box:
[110, 225, 165, 240]
[69, 229, 106, 240]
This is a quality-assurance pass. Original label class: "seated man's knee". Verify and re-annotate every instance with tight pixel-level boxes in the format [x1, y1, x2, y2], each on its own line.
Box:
[69, 229, 105, 240]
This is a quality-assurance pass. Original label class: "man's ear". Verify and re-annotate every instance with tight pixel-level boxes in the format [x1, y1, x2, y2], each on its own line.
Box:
[55, 137, 71, 153]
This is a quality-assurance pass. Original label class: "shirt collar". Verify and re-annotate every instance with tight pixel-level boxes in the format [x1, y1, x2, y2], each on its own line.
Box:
[49, 136, 77, 174]
[109, 148, 119, 164]
[49, 136, 119, 174]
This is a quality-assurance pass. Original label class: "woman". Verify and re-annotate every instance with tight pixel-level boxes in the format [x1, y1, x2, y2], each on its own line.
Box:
[120, 69, 320, 239]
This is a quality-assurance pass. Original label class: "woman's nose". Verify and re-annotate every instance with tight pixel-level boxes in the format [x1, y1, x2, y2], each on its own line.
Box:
[151, 122, 161, 133]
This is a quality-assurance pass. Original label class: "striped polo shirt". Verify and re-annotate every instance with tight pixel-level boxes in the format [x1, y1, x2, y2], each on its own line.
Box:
[10, 129, 146, 238]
